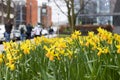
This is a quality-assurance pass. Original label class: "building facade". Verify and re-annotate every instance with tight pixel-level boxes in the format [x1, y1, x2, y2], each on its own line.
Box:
[76, 0, 120, 26]
[41, 3, 52, 28]
[26, 0, 38, 26]
[15, 1, 26, 27]
[111, 0, 120, 26]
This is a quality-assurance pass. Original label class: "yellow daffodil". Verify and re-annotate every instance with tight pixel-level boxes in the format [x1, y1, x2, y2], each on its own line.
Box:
[88, 31, 94, 37]
[23, 48, 30, 54]
[97, 47, 102, 56]
[71, 30, 81, 39]
[49, 55, 54, 61]
[116, 45, 120, 53]
[0, 53, 3, 58]
[97, 51, 102, 56]
[103, 47, 109, 54]
[0, 58, 3, 64]
[9, 64, 15, 71]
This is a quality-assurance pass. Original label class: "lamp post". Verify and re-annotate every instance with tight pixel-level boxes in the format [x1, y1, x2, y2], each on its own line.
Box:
[47, 0, 50, 28]
[57, 12, 59, 37]
[97, 0, 100, 24]
[20, 2, 23, 23]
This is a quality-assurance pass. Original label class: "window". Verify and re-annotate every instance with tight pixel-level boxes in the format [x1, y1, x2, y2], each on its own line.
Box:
[99, 0, 110, 13]
[42, 8, 47, 14]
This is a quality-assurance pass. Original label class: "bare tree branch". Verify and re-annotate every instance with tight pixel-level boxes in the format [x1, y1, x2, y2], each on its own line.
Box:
[53, 0, 92, 32]
[76, 0, 92, 17]
[53, 0, 67, 16]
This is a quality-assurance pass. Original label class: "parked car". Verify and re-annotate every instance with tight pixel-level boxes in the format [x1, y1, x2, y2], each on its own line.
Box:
[12, 29, 20, 40]
[31, 28, 49, 38]
[41, 29, 49, 36]
[0, 24, 20, 41]
[0, 25, 5, 41]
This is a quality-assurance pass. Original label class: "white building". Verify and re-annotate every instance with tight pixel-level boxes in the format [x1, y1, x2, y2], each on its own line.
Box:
[76, 0, 112, 25]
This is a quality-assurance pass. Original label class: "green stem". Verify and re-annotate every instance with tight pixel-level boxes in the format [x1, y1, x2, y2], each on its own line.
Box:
[85, 51, 93, 74]
[5, 67, 8, 80]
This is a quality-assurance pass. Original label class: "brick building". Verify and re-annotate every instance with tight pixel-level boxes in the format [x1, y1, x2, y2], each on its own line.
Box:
[26, 0, 38, 26]
[41, 3, 52, 28]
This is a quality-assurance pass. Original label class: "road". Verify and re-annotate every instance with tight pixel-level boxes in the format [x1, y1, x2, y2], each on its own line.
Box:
[0, 44, 4, 52]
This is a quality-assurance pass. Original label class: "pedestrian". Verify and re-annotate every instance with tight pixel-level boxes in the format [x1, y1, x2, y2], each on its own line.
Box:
[48, 27, 54, 34]
[19, 22, 27, 41]
[4, 19, 13, 42]
[26, 23, 32, 39]
[33, 23, 42, 37]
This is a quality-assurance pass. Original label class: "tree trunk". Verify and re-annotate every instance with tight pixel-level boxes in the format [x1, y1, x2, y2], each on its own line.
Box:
[80, 0, 84, 14]
[68, 9, 71, 28]
[54, 0, 91, 33]
[1, 0, 4, 24]
[71, 0, 74, 33]
[7, 0, 11, 20]
[66, 0, 76, 33]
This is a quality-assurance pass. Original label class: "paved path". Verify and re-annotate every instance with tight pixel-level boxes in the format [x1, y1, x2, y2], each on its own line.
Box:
[0, 44, 4, 52]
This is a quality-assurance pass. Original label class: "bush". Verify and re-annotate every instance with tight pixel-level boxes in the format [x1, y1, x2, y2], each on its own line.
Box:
[75, 24, 114, 35]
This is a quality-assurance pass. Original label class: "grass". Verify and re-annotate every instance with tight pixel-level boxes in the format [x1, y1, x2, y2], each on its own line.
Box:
[58, 34, 70, 38]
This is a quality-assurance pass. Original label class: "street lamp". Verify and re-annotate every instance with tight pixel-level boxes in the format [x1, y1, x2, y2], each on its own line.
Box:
[57, 12, 59, 37]
[47, 0, 49, 28]
[19, 2, 23, 23]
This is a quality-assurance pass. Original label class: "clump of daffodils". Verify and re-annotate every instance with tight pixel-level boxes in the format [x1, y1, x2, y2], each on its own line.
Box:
[1, 27, 120, 71]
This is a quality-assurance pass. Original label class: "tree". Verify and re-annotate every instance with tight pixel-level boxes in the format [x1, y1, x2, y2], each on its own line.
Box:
[0, 0, 13, 24]
[1, 0, 4, 23]
[0, 0, 12, 22]
[53, 0, 92, 32]
[6, 0, 11, 20]
[1, 0, 21, 25]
